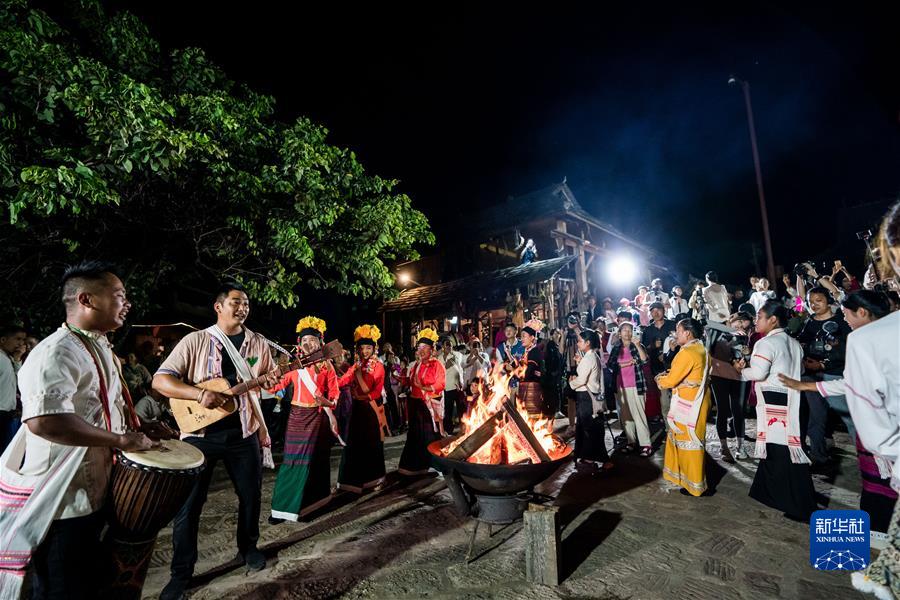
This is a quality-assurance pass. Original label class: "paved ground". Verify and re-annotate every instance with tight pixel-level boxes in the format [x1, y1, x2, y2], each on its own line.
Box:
[143, 417, 871, 600]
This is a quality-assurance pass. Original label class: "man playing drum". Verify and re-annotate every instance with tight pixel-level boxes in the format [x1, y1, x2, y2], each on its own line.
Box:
[1, 261, 155, 599]
[153, 282, 279, 600]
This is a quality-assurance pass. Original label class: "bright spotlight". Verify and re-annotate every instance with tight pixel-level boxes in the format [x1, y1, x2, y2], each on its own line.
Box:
[397, 272, 411, 284]
[606, 255, 639, 286]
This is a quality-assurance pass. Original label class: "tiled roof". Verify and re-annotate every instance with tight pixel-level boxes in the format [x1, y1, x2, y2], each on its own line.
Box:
[380, 256, 575, 313]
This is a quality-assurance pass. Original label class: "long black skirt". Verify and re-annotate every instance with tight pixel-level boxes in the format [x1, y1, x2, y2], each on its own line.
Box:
[750, 390, 817, 521]
[398, 398, 440, 475]
[338, 399, 386, 492]
[575, 391, 609, 462]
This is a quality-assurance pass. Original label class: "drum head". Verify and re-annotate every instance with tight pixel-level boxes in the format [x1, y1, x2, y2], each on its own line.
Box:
[121, 439, 205, 470]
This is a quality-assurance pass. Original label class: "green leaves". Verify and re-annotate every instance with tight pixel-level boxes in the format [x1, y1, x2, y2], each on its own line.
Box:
[0, 0, 433, 327]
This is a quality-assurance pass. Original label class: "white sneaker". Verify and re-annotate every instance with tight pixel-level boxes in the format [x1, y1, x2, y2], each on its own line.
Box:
[735, 442, 749, 460]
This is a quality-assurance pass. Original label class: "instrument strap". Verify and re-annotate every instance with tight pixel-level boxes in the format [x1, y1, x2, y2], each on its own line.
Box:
[64, 325, 113, 433]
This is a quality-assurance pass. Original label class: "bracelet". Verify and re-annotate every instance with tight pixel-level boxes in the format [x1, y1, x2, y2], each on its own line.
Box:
[196, 389, 204, 402]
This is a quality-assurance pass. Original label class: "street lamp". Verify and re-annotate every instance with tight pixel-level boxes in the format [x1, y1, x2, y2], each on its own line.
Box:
[729, 74, 777, 286]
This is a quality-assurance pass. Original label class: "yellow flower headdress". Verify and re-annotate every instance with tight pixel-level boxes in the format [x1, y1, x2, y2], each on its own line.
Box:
[296, 316, 327, 338]
[353, 324, 381, 345]
[416, 327, 440, 346]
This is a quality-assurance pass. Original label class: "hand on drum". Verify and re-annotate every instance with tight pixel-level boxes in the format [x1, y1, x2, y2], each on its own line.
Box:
[141, 419, 179, 441]
[116, 431, 158, 452]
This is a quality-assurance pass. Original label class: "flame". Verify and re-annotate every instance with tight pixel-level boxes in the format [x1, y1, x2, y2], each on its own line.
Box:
[442, 358, 566, 464]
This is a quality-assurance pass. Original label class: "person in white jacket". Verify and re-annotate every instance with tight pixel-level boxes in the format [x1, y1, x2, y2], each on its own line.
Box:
[735, 300, 817, 521]
[568, 329, 612, 474]
[748, 278, 776, 313]
[844, 199, 900, 600]
[778, 290, 896, 540]
[702, 271, 731, 324]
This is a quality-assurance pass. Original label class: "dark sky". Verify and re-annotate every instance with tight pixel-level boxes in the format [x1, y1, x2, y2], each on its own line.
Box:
[118, 2, 900, 284]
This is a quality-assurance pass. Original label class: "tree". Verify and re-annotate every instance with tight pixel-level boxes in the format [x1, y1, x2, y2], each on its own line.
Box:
[0, 0, 433, 330]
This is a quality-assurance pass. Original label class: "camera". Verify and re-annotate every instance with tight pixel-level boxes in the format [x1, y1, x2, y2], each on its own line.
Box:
[718, 331, 751, 361]
[806, 321, 841, 359]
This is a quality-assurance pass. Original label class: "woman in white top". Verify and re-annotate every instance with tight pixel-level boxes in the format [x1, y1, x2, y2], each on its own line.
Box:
[568, 329, 612, 473]
[667, 285, 690, 320]
[735, 300, 817, 521]
[847, 199, 900, 600]
[748, 278, 776, 313]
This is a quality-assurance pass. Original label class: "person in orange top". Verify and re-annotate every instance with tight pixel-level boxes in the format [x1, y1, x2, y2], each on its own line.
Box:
[398, 328, 446, 476]
[656, 318, 712, 497]
[337, 324, 388, 493]
[267, 316, 340, 523]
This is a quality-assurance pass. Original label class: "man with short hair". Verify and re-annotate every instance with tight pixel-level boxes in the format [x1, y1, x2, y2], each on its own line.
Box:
[437, 339, 465, 434]
[153, 282, 279, 599]
[0, 324, 26, 453]
[8, 262, 154, 599]
[702, 271, 731, 324]
[495, 323, 524, 363]
[644, 278, 670, 310]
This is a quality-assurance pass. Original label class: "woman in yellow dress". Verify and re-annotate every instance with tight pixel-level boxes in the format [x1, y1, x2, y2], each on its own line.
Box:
[655, 318, 712, 496]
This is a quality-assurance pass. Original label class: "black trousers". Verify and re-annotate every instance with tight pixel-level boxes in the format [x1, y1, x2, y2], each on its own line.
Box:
[443, 389, 465, 434]
[169, 428, 261, 583]
[711, 376, 747, 441]
[31, 510, 105, 599]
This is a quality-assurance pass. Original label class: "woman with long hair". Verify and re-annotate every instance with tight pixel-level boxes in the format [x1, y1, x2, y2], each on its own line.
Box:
[779, 291, 895, 538]
[568, 329, 613, 473]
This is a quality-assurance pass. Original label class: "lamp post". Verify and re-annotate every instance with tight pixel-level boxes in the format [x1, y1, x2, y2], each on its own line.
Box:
[729, 75, 777, 286]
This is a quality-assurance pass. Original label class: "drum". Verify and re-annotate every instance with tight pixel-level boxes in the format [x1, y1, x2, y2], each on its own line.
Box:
[517, 382, 544, 416]
[109, 439, 205, 540]
[104, 440, 205, 599]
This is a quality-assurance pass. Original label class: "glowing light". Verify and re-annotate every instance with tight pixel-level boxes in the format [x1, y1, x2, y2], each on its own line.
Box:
[606, 255, 639, 286]
[397, 272, 411, 284]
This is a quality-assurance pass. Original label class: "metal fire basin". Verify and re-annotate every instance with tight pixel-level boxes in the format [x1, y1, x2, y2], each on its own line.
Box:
[427, 436, 573, 495]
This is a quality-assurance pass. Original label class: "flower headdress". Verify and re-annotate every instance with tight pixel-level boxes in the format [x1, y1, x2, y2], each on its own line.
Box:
[416, 327, 440, 346]
[296, 316, 327, 339]
[353, 324, 381, 346]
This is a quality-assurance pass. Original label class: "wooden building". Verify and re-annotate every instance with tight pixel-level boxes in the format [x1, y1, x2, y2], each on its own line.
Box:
[380, 181, 667, 350]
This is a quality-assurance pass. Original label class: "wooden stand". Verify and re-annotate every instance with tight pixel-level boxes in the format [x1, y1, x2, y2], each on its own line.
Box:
[524, 503, 560, 585]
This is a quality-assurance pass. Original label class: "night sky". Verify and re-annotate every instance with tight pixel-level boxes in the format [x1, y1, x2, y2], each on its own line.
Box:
[119, 2, 900, 285]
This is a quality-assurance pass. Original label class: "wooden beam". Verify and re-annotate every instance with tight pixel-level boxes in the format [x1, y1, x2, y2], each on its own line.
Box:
[550, 229, 610, 256]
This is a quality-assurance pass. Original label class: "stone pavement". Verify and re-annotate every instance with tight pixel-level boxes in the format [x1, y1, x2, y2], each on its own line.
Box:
[142, 418, 871, 599]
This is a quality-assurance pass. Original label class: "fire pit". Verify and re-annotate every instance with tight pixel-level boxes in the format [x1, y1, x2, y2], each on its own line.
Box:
[429, 437, 572, 495]
[426, 362, 573, 561]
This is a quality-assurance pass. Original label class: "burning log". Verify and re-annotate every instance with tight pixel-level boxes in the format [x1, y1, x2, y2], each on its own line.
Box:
[446, 412, 504, 461]
[501, 399, 552, 463]
[445, 398, 552, 464]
